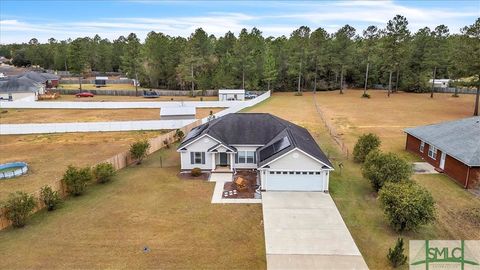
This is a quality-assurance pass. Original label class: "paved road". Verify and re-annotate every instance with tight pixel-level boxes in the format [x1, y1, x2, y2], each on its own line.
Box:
[262, 192, 368, 270]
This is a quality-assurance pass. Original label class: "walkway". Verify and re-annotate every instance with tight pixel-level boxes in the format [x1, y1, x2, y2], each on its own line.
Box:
[262, 192, 368, 270]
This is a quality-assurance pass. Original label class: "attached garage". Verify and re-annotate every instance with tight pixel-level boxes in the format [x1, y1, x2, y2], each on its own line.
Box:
[263, 171, 328, 191]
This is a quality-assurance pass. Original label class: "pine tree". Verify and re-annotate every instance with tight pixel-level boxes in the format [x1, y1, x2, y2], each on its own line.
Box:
[387, 238, 408, 267]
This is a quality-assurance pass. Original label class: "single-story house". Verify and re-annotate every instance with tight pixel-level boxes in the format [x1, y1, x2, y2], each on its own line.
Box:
[218, 89, 245, 101]
[0, 77, 44, 101]
[160, 106, 196, 120]
[428, 79, 450, 89]
[95, 76, 108, 87]
[404, 117, 480, 189]
[177, 113, 334, 192]
[18, 71, 59, 88]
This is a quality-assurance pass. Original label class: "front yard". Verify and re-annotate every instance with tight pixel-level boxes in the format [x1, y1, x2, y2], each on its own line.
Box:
[0, 146, 266, 269]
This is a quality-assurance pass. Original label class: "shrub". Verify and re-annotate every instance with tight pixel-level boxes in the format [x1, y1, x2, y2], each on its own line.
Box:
[361, 93, 371, 99]
[93, 162, 116, 184]
[62, 165, 92, 196]
[362, 150, 412, 192]
[3, 191, 36, 228]
[191, 167, 202, 177]
[175, 129, 185, 140]
[379, 182, 436, 232]
[387, 238, 408, 268]
[353, 133, 381, 163]
[130, 140, 150, 164]
[40, 185, 62, 211]
[294, 92, 303, 96]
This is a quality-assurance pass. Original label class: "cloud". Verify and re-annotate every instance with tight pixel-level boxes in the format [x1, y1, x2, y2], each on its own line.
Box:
[0, 1, 477, 43]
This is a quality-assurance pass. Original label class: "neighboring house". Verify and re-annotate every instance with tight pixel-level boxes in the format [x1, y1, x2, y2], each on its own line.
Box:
[404, 117, 480, 189]
[160, 106, 196, 120]
[429, 79, 450, 88]
[177, 113, 334, 192]
[218, 89, 245, 101]
[0, 77, 44, 101]
[19, 71, 59, 88]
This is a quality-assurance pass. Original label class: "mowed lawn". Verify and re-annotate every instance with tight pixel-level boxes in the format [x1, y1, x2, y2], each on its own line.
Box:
[47, 94, 219, 102]
[0, 147, 265, 269]
[0, 108, 223, 124]
[246, 91, 480, 269]
[0, 131, 167, 200]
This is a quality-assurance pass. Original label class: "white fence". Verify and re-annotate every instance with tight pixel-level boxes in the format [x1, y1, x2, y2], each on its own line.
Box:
[0, 91, 271, 135]
[0, 100, 244, 109]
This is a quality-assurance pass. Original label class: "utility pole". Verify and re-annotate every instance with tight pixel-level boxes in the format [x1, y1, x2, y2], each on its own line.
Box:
[388, 70, 393, 98]
[364, 62, 370, 96]
[297, 61, 302, 93]
[430, 67, 437, 98]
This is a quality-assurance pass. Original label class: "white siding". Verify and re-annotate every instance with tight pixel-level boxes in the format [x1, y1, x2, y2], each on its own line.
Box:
[180, 152, 212, 170]
[267, 149, 326, 171]
[180, 135, 218, 170]
[233, 145, 260, 169]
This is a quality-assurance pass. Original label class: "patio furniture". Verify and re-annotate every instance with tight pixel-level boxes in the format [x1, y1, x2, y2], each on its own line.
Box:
[234, 176, 248, 191]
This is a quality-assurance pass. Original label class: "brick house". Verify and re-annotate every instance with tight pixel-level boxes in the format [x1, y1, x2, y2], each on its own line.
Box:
[404, 117, 480, 189]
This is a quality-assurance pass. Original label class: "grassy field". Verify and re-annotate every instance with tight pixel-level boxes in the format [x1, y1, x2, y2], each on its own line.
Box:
[0, 108, 223, 124]
[0, 146, 266, 269]
[44, 94, 219, 102]
[59, 83, 146, 91]
[245, 91, 480, 269]
[317, 89, 477, 157]
[0, 131, 167, 200]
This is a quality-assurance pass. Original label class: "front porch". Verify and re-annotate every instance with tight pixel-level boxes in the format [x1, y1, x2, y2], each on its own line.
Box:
[210, 151, 235, 172]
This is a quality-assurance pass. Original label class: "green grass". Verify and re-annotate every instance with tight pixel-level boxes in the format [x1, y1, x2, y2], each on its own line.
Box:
[0, 146, 265, 269]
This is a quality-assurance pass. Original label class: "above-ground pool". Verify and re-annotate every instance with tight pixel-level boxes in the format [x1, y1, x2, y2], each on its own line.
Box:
[0, 162, 29, 179]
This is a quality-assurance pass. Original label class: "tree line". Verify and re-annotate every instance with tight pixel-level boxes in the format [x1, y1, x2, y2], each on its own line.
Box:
[1, 15, 478, 94]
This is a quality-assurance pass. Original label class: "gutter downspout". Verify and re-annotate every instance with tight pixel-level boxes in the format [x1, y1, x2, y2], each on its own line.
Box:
[465, 167, 471, 189]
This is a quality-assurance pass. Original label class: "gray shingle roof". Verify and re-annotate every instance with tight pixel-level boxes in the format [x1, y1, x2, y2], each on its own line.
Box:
[404, 117, 480, 166]
[179, 113, 333, 168]
[0, 77, 42, 93]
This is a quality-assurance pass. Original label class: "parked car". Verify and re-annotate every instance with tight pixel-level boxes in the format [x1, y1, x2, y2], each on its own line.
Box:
[245, 92, 258, 99]
[75, 92, 94, 98]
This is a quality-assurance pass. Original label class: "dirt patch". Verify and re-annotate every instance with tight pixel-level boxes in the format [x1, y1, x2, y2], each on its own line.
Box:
[177, 172, 210, 180]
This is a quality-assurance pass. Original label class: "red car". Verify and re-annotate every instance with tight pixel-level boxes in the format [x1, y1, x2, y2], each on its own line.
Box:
[75, 92, 94, 98]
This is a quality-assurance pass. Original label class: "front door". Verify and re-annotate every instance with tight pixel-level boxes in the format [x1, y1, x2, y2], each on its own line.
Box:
[440, 152, 446, 170]
[219, 153, 228, 166]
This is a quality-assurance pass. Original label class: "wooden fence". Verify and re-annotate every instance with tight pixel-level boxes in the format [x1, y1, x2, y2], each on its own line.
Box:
[0, 120, 201, 230]
[313, 94, 350, 159]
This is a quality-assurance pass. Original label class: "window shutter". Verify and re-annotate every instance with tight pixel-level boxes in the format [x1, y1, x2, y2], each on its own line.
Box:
[201, 152, 205, 164]
[254, 152, 257, 163]
[235, 153, 239, 163]
[190, 152, 194, 164]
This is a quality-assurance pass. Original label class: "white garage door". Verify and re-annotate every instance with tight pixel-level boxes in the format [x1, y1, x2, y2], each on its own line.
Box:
[265, 171, 326, 191]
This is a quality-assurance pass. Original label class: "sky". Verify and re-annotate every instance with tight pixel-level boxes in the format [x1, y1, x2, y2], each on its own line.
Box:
[0, 0, 479, 44]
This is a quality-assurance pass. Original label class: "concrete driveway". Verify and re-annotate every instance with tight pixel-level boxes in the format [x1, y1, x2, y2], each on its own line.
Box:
[262, 192, 368, 270]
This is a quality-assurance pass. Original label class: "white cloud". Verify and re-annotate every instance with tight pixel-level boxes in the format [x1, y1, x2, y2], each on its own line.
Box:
[0, 1, 477, 43]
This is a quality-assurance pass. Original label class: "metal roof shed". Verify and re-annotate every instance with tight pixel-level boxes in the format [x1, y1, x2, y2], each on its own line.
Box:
[160, 106, 196, 120]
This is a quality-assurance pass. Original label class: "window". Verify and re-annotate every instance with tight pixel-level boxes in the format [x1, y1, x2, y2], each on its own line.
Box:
[308, 172, 314, 175]
[315, 172, 321, 175]
[190, 152, 205, 164]
[276, 171, 282, 174]
[235, 151, 256, 164]
[270, 171, 275, 174]
[295, 172, 301, 175]
[420, 141, 425, 153]
[289, 171, 294, 174]
[428, 146, 437, 160]
[282, 171, 288, 174]
[302, 172, 307, 175]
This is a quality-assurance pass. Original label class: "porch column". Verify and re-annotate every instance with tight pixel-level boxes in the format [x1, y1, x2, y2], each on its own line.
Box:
[211, 153, 215, 171]
[230, 153, 234, 172]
